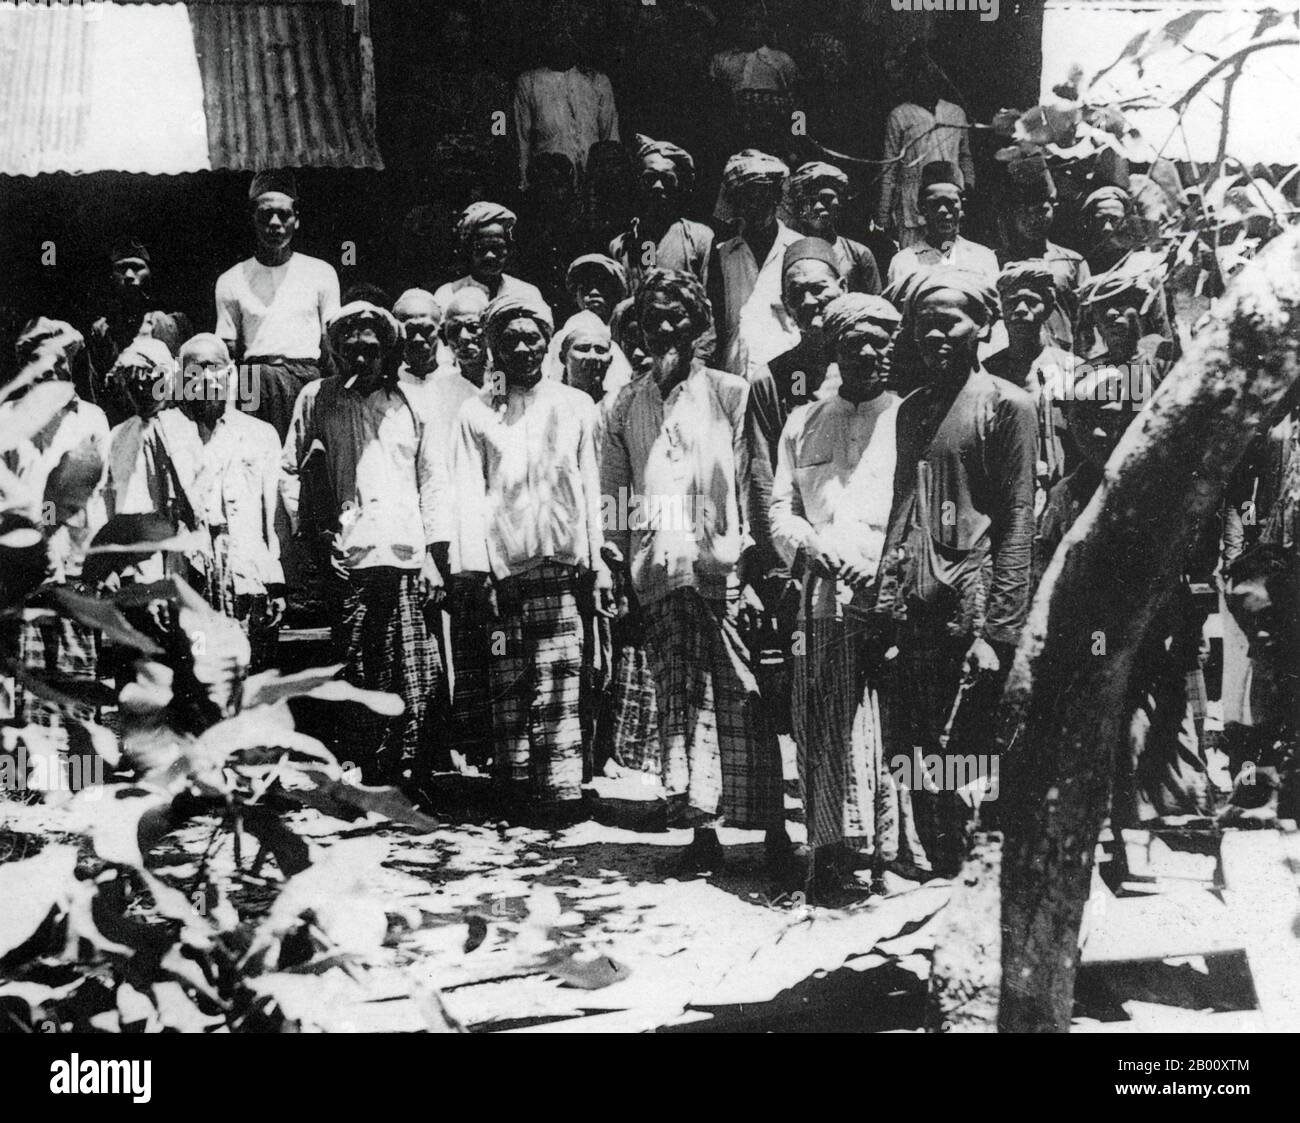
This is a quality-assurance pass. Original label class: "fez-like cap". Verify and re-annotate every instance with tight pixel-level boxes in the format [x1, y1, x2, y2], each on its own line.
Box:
[920, 160, 964, 192]
[1007, 152, 1056, 203]
[782, 237, 842, 277]
[249, 169, 299, 202]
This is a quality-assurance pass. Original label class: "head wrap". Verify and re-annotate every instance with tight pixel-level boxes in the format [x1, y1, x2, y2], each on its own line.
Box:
[608, 297, 641, 354]
[455, 201, 517, 246]
[483, 294, 555, 355]
[249, 169, 299, 202]
[325, 302, 402, 354]
[179, 332, 231, 368]
[1007, 152, 1056, 204]
[565, 254, 629, 303]
[633, 134, 696, 193]
[920, 160, 964, 192]
[109, 238, 150, 266]
[1082, 185, 1130, 213]
[996, 261, 1058, 306]
[392, 288, 442, 321]
[910, 267, 1000, 325]
[443, 286, 490, 319]
[722, 149, 789, 196]
[635, 268, 712, 340]
[113, 336, 176, 374]
[557, 310, 613, 362]
[15, 317, 84, 363]
[789, 161, 849, 200]
[821, 293, 902, 343]
[782, 237, 842, 277]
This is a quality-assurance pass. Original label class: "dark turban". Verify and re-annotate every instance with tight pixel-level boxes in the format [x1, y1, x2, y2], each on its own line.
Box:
[483, 294, 555, 354]
[109, 238, 150, 266]
[910, 267, 1000, 325]
[996, 261, 1058, 306]
[789, 161, 849, 200]
[249, 169, 299, 202]
[722, 149, 789, 195]
[635, 268, 712, 340]
[633, 134, 696, 193]
[455, 201, 517, 245]
[326, 301, 401, 354]
[821, 294, 901, 343]
[1081, 185, 1130, 213]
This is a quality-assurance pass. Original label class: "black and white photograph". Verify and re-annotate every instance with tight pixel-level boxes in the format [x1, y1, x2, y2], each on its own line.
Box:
[0, 0, 1297, 1079]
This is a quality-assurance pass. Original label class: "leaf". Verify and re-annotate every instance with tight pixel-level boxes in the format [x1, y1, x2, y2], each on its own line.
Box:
[43, 439, 104, 524]
[45, 586, 162, 655]
[286, 768, 440, 832]
[243, 665, 404, 715]
[69, 784, 174, 868]
[241, 808, 311, 877]
[0, 381, 75, 450]
[150, 981, 224, 1032]
[0, 845, 77, 958]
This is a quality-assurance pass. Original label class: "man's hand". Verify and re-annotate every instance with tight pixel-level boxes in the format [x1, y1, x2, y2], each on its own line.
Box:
[265, 596, 286, 629]
[963, 636, 1002, 678]
[419, 547, 446, 609]
[804, 531, 845, 579]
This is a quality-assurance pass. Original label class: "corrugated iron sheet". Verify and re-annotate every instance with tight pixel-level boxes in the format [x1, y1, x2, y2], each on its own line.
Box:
[0, 1, 382, 176]
[190, 1, 382, 171]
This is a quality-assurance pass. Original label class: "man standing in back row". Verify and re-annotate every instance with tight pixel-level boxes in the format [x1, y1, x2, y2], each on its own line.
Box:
[216, 169, 340, 440]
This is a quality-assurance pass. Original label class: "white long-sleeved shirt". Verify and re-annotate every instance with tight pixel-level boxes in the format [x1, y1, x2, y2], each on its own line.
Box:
[280, 377, 450, 572]
[214, 252, 340, 361]
[451, 377, 607, 582]
[398, 364, 480, 468]
[887, 235, 999, 288]
[107, 409, 203, 521]
[770, 389, 899, 619]
[195, 409, 284, 595]
[513, 66, 619, 188]
[716, 220, 803, 376]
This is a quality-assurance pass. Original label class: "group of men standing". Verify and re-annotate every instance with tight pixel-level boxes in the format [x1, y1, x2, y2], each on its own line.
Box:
[9, 90, 1207, 898]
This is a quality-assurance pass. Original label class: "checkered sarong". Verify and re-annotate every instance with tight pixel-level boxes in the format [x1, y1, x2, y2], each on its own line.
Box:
[607, 627, 660, 774]
[330, 567, 444, 786]
[447, 585, 495, 769]
[792, 610, 926, 862]
[14, 612, 100, 729]
[490, 562, 585, 802]
[641, 588, 784, 829]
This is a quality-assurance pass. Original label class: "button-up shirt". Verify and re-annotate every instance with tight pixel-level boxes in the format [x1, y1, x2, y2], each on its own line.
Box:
[195, 409, 284, 595]
[712, 220, 803, 375]
[398, 364, 480, 469]
[451, 377, 607, 582]
[771, 390, 899, 618]
[513, 66, 619, 188]
[601, 362, 751, 607]
[281, 376, 449, 572]
[887, 235, 999, 289]
[107, 409, 203, 522]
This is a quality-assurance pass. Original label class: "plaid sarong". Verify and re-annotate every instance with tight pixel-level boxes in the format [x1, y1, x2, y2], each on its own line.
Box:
[606, 624, 661, 775]
[641, 588, 785, 829]
[329, 566, 444, 787]
[490, 562, 585, 802]
[13, 612, 100, 729]
[792, 611, 926, 863]
[447, 584, 495, 769]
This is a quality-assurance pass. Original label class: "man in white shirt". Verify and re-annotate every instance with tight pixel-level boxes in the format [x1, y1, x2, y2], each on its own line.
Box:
[215, 169, 340, 440]
[281, 302, 450, 790]
[513, 23, 619, 191]
[393, 288, 478, 456]
[182, 334, 285, 671]
[886, 161, 999, 288]
[452, 295, 610, 816]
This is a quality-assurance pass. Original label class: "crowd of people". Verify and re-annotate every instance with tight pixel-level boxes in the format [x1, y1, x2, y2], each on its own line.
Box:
[4, 11, 1297, 901]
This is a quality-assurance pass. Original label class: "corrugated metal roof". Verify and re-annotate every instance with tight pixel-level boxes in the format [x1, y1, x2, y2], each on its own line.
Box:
[190, 0, 382, 171]
[0, 1, 382, 176]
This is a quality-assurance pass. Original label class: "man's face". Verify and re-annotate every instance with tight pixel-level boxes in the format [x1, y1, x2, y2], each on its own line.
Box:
[469, 224, 508, 278]
[111, 257, 151, 294]
[800, 186, 842, 238]
[834, 321, 894, 390]
[641, 291, 696, 357]
[497, 317, 547, 383]
[443, 311, 485, 366]
[338, 326, 383, 384]
[565, 328, 613, 394]
[1085, 199, 1127, 255]
[638, 155, 680, 215]
[1068, 398, 1128, 469]
[185, 351, 234, 424]
[572, 270, 616, 321]
[1000, 283, 1051, 333]
[1011, 198, 1054, 242]
[914, 289, 984, 380]
[620, 316, 654, 378]
[921, 184, 962, 240]
[1096, 295, 1143, 358]
[253, 192, 298, 253]
[782, 260, 844, 336]
[731, 180, 779, 229]
[395, 308, 441, 374]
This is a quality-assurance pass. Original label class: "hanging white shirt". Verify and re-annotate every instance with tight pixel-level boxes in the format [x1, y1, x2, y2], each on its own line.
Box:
[513, 66, 619, 188]
[214, 252, 340, 361]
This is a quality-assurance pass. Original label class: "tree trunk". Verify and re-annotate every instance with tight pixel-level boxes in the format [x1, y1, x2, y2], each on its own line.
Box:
[923, 228, 1300, 1033]
[927, 831, 1001, 1032]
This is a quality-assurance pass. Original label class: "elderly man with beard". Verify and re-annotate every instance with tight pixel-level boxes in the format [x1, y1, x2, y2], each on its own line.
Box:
[281, 302, 450, 790]
[601, 269, 788, 875]
[610, 136, 714, 296]
[887, 162, 998, 288]
[181, 334, 285, 671]
[452, 295, 610, 818]
[434, 202, 545, 312]
[708, 149, 800, 376]
[1, 321, 109, 729]
[215, 170, 340, 441]
[874, 268, 1038, 874]
[772, 294, 928, 896]
[787, 162, 881, 296]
